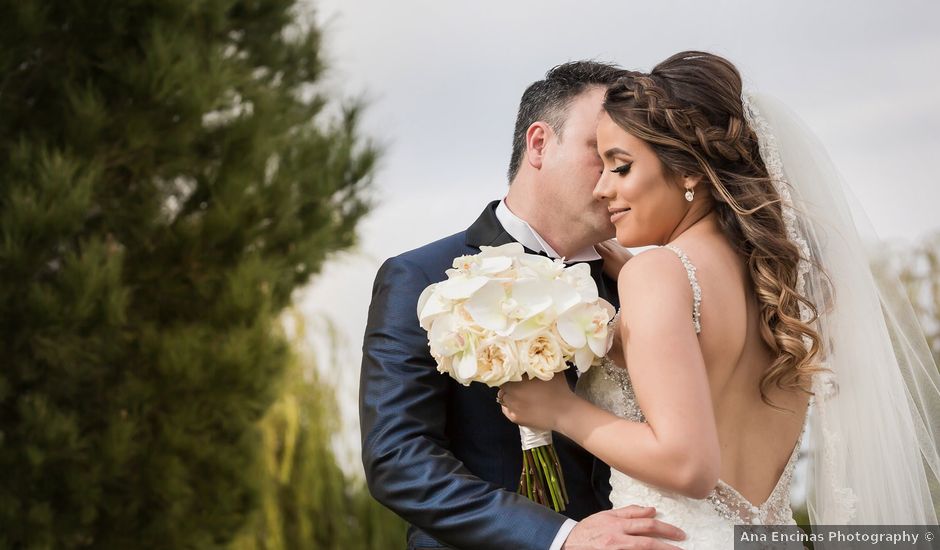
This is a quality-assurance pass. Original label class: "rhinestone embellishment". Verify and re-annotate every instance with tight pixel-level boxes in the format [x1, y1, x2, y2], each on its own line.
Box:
[664, 244, 702, 334]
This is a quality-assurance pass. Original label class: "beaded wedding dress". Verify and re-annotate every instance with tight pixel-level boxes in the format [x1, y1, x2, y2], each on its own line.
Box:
[576, 244, 803, 549]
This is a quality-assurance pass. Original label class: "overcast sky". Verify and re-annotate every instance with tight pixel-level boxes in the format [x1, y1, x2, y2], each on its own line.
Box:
[295, 0, 940, 476]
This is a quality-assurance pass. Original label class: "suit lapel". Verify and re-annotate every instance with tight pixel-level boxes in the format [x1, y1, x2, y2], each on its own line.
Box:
[591, 261, 620, 309]
[466, 200, 516, 249]
[466, 200, 544, 257]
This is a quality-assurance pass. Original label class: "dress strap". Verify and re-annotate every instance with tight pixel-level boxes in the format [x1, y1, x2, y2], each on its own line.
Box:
[663, 244, 702, 334]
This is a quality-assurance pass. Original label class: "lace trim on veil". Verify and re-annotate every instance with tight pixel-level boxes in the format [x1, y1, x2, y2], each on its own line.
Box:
[741, 91, 858, 523]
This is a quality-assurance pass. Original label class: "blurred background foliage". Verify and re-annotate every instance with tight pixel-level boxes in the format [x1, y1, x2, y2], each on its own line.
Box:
[230, 310, 405, 550]
[896, 232, 940, 366]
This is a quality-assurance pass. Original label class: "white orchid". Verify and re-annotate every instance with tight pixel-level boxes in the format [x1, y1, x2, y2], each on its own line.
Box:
[427, 314, 481, 384]
[560, 262, 599, 302]
[434, 275, 490, 301]
[478, 242, 525, 258]
[515, 253, 565, 280]
[506, 280, 578, 340]
[450, 252, 514, 278]
[463, 279, 553, 335]
[417, 273, 490, 330]
[556, 300, 616, 373]
[417, 283, 449, 330]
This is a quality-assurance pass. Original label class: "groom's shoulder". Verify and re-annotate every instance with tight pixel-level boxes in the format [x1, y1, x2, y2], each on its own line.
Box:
[397, 230, 469, 265]
[381, 230, 471, 283]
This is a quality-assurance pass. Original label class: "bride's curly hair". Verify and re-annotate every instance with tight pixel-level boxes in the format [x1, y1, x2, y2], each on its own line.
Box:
[605, 51, 825, 405]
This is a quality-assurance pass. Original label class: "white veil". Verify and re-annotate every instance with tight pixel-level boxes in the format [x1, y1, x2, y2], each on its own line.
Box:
[742, 93, 940, 525]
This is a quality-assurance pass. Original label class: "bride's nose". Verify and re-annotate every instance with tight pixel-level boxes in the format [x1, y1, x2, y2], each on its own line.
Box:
[593, 171, 614, 201]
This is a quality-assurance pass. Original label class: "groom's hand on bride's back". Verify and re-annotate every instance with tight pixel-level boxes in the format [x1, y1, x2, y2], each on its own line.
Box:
[562, 505, 685, 550]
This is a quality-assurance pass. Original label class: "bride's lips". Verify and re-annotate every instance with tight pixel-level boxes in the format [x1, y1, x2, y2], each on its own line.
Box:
[609, 207, 631, 223]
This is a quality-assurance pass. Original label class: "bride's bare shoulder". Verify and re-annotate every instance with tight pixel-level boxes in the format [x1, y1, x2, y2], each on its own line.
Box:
[615, 247, 700, 321]
[617, 246, 686, 282]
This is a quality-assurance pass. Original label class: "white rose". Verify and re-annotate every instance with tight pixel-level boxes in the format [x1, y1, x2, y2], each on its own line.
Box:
[475, 338, 522, 387]
[519, 332, 566, 380]
[435, 354, 455, 377]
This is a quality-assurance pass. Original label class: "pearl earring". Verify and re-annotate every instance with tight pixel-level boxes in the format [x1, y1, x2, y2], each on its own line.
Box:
[685, 188, 694, 202]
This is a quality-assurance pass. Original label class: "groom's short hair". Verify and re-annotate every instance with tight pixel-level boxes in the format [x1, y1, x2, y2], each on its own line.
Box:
[508, 60, 623, 182]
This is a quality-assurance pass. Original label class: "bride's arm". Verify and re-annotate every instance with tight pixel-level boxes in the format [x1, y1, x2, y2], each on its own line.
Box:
[501, 249, 720, 499]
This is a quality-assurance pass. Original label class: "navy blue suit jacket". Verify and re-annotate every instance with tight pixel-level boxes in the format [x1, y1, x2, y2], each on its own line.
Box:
[360, 201, 618, 550]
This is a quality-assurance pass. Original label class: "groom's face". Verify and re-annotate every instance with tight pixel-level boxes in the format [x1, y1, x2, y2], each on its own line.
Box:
[540, 86, 616, 242]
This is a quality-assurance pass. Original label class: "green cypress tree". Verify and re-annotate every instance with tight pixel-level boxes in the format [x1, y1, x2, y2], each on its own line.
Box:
[0, 1, 376, 547]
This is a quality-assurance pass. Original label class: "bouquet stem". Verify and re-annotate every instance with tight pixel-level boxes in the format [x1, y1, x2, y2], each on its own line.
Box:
[517, 427, 569, 512]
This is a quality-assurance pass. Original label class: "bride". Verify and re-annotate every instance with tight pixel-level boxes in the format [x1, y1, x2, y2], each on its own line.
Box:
[499, 51, 940, 548]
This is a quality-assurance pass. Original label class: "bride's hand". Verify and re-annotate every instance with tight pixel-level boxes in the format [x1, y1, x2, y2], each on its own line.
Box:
[595, 239, 633, 281]
[499, 374, 576, 431]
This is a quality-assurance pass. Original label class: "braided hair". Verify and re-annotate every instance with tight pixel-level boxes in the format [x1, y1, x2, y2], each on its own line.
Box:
[605, 51, 824, 406]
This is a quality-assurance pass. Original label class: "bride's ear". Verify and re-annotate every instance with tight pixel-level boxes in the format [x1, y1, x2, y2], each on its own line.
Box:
[681, 173, 703, 190]
[525, 122, 551, 170]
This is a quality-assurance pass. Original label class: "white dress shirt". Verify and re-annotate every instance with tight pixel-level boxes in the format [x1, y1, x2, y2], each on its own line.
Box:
[494, 198, 587, 550]
[495, 200, 601, 263]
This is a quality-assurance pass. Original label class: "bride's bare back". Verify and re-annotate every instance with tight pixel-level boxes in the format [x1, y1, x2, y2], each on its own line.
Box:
[609, 219, 810, 506]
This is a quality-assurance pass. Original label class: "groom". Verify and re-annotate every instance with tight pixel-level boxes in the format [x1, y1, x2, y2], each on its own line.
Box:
[360, 62, 685, 550]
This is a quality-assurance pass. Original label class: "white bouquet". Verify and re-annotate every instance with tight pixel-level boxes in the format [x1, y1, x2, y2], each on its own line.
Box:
[416, 242, 615, 512]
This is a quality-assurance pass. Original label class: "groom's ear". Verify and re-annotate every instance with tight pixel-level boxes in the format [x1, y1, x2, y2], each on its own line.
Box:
[525, 122, 552, 170]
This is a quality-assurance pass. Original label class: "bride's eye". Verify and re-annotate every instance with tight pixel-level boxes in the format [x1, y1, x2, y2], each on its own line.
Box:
[611, 163, 632, 175]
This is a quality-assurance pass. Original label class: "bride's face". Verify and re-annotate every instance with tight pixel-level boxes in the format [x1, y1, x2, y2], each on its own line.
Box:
[593, 112, 690, 247]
